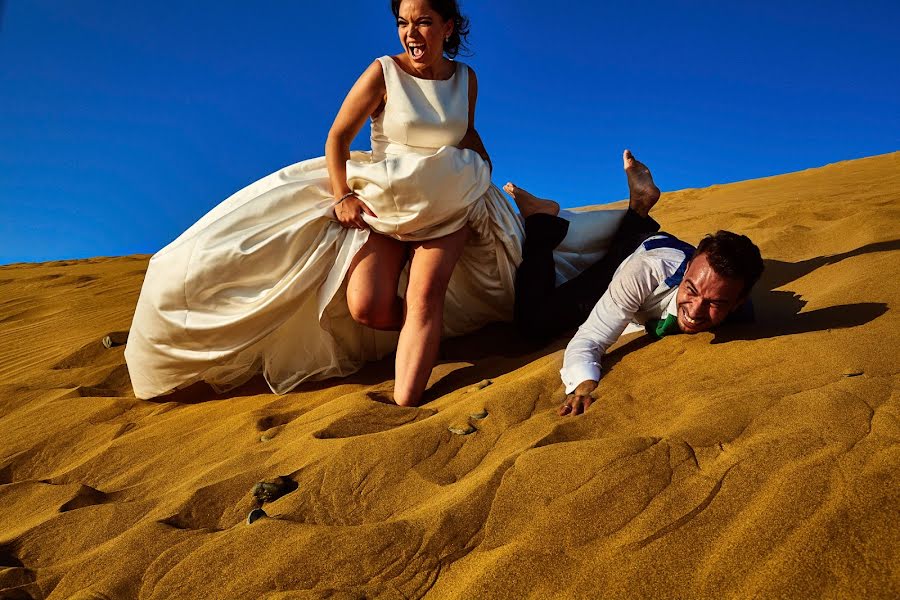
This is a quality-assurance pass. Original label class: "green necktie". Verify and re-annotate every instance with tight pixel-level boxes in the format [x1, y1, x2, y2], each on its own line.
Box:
[646, 313, 681, 339]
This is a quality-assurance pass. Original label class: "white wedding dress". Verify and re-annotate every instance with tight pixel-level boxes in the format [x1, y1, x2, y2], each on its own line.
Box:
[125, 56, 625, 399]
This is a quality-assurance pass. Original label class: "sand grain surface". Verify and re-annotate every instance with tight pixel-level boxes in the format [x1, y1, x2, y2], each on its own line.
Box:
[1, 153, 898, 598]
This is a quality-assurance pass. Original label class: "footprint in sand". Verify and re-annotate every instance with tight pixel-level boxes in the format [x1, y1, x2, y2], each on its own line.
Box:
[53, 333, 131, 375]
[53, 340, 111, 370]
[74, 386, 118, 398]
[29, 273, 64, 282]
[254, 409, 309, 442]
[76, 365, 134, 398]
[313, 401, 437, 439]
[45, 274, 99, 288]
[254, 410, 302, 433]
[59, 484, 109, 513]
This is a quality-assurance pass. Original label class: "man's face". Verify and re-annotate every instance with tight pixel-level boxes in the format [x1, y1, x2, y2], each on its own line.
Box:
[675, 253, 746, 334]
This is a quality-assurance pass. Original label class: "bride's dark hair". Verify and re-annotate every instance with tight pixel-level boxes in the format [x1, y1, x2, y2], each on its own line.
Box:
[390, 0, 471, 59]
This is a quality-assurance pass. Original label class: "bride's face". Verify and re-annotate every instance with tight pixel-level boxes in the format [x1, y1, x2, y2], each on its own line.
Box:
[396, 0, 453, 68]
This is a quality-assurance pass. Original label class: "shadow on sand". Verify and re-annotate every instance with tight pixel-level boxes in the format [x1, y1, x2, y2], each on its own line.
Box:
[155, 321, 573, 406]
[151, 357, 397, 405]
[713, 239, 897, 343]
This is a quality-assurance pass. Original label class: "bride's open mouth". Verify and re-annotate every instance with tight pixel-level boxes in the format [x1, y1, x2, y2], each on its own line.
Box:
[408, 43, 425, 60]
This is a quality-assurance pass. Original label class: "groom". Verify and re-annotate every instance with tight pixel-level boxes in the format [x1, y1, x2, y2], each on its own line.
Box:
[504, 151, 764, 416]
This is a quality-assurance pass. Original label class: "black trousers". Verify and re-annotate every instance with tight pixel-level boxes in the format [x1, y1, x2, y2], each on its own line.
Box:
[514, 209, 661, 342]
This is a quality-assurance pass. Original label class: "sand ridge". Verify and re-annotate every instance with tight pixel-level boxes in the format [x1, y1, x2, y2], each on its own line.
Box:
[0, 152, 898, 598]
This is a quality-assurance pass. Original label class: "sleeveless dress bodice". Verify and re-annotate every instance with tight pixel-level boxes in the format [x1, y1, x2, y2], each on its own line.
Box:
[124, 56, 625, 399]
[370, 57, 469, 159]
[348, 56, 490, 241]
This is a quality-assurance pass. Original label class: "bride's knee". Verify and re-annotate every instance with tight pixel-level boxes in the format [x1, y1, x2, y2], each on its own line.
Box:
[350, 309, 399, 330]
[348, 296, 401, 330]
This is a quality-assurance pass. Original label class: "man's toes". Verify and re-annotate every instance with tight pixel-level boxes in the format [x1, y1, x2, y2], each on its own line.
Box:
[623, 149, 635, 169]
[503, 182, 516, 196]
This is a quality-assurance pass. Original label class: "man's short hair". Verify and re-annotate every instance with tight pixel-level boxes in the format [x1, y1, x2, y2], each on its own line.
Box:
[695, 231, 764, 296]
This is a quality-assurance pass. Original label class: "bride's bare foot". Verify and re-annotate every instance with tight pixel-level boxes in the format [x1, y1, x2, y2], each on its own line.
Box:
[503, 182, 560, 218]
[624, 149, 660, 218]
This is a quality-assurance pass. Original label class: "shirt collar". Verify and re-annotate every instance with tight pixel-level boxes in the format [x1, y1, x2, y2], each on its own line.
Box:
[663, 287, 679, 318]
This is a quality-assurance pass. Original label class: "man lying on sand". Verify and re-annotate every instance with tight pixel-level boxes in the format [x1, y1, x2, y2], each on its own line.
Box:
[504, 151, 764, 416]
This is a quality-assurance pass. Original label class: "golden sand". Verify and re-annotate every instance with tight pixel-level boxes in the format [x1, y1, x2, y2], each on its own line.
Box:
[1, 152, 898, 598]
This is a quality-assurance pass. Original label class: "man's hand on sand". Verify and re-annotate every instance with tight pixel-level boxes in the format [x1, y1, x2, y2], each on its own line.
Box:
[559, 380, 599, 416]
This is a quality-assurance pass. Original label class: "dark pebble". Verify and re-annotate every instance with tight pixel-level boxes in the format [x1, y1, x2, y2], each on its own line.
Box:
[252, 476, 299, 504]
[102, 331, 129, 349]
[246, 508, 268, 524]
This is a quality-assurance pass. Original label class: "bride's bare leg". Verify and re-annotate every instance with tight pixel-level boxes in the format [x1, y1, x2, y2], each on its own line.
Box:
[346, 233, 408, 330]
[394, 226, 469, 406]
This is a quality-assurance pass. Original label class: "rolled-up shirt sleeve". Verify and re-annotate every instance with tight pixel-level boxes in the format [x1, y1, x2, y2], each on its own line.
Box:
[560, 253, 664, 393]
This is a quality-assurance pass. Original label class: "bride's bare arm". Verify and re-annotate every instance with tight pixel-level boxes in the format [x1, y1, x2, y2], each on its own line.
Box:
[457, 66, 491, 172]
[326, 61, 387, 227]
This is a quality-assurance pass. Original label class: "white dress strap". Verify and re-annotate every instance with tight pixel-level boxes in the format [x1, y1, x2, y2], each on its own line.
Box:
[376, 55, 401, 91]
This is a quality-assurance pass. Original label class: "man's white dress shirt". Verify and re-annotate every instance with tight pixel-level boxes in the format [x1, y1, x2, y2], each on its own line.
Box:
[560, 235, 694, 393]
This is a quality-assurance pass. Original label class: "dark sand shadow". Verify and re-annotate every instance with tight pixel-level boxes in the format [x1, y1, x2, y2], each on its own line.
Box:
[159, 323, 564, 406]
[421, 323, 569, 402]
[713, 239, 898, 343]
[425, 324, 660, 403]
[762, 239, 900, 290]
[151, 358, 397, 405]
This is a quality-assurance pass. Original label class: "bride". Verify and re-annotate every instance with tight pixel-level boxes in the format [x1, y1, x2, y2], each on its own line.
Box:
[125, 0, 625, 405]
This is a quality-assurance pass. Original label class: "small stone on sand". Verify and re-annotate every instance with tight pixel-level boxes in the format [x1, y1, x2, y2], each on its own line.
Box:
[246, 508, 267, 524]
[102, 331, 129, 349]
[449, 424, 476, 436]
[467, 380, 492, 393]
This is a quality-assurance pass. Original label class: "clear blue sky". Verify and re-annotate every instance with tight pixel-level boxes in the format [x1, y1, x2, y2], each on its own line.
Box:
[1, 0, 898, 265]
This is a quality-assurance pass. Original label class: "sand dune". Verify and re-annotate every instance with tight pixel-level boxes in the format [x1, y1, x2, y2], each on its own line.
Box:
[0, 152, 898, 598]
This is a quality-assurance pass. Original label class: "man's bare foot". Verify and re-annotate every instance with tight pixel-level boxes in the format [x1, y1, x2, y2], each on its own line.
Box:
[624, 149, 660, 218]
[503, 182, 560, 218]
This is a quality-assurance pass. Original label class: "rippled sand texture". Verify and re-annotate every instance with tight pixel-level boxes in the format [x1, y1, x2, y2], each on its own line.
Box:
[1, 152, 898, 599]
